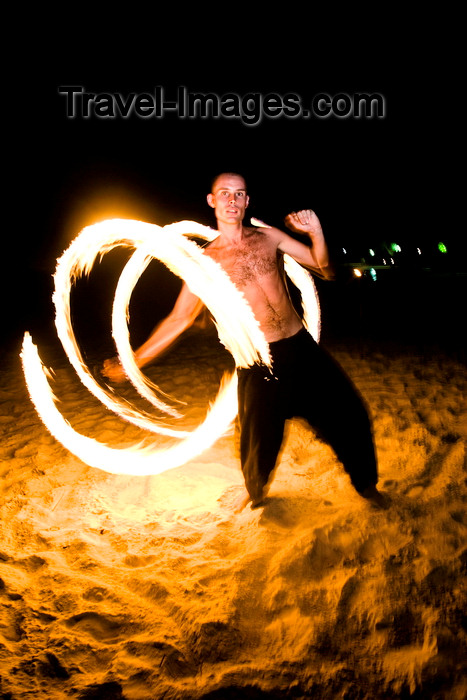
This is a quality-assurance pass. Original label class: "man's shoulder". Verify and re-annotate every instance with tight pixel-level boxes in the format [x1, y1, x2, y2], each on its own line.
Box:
[246, 224, 285, 241]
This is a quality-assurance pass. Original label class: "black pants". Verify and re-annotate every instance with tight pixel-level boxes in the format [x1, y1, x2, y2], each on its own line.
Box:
[237, 327, 378, 501]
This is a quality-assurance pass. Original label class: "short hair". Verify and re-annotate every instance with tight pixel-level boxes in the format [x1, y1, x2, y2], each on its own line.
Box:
[210, 172, 247, 193]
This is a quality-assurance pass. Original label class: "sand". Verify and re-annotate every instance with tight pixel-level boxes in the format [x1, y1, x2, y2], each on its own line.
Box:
[1, 325, 466, 699]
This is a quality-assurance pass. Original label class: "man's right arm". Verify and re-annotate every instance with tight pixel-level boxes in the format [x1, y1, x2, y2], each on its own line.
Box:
[102, 283, 204, 382]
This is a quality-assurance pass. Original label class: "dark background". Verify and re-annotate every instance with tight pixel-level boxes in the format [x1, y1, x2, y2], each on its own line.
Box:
[5, 28, 462, 361]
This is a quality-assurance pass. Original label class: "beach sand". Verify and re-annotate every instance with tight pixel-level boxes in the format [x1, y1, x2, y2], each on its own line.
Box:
[1, 290, 466, 698]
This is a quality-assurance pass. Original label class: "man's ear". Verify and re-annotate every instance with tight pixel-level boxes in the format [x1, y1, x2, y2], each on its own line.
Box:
[207, 193, 215, 208]
[246, 195, 250, 208]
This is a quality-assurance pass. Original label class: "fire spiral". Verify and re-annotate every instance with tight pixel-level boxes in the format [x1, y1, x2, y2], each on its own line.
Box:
[21, 219, 320, 476]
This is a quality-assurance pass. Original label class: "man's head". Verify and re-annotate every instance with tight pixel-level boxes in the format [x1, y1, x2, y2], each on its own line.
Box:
[207, 172, 249, 225]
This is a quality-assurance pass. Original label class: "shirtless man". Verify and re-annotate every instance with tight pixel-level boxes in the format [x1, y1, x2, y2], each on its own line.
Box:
[103, 173, 386, 509]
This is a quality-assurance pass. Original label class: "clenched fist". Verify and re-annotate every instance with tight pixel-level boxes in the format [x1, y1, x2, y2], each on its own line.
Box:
[285, 209, 323, 238]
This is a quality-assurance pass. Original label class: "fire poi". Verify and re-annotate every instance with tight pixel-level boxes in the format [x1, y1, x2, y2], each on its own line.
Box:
[21, 218, 320, 476]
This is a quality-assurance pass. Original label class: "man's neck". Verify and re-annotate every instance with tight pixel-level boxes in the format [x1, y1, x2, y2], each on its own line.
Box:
[216, 220, 246, 243]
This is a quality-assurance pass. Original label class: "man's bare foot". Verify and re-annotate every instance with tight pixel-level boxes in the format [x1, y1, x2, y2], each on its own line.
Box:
[232, 491, 251, 512]
[101, 357, 127, 383]
[232, 489, 266, 513]
[360, 484, 390, 509]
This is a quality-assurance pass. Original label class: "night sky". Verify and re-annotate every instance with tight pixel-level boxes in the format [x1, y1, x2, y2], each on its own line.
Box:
[21, 74, 409, 262]
[6, 34, 460, 352]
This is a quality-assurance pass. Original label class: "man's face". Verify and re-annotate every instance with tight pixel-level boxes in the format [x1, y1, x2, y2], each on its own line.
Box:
[207, 174, 249, 225]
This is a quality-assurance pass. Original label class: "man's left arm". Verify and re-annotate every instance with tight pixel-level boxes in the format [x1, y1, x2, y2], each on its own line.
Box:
[278, 209, 335, 280]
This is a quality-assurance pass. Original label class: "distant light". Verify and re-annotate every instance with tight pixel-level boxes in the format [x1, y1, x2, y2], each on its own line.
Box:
[342, 248, 347, 254]
[369, 248, 375, 257]
[382, 258, 387, 265]
[438, 242, 448, 253]
[390, 243, 401, 253]
[417, 248, 422, 255]
[369, 268, 377, 282]
[353, 268, 362, 277]
[390, 258, 394, 265]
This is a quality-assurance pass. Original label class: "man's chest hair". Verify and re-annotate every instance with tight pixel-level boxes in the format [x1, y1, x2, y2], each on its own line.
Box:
[208, 232, 279, 286]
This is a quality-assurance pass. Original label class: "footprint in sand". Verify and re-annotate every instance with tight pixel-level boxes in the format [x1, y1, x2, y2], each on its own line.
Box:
[82, 586, 110, 602]
[123, 554, 158, 567]
[0, 605, 24, 642]
[258, 497, 303, 529]
[64, 611, 129, 643]
[405, 484, 425, 498]
[0, 552, 47, 573]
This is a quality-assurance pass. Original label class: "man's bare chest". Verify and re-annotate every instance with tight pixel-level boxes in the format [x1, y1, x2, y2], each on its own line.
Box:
[206, 236, 278, 287]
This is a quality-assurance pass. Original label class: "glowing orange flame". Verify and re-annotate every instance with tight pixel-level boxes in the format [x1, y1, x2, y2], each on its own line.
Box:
[21, 218, 320, 476]
[21, 332, 238, 475]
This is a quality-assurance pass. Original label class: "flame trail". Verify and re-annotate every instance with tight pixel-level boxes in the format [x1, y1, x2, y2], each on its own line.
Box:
[283, 257, 320, 342]
[21, 218, 320, 477]
[21, 333, 238, 476]
[52, 219, 185, 435]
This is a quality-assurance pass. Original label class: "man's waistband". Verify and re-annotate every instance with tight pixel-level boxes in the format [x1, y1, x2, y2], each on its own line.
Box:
[268, 325, 309, 350]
